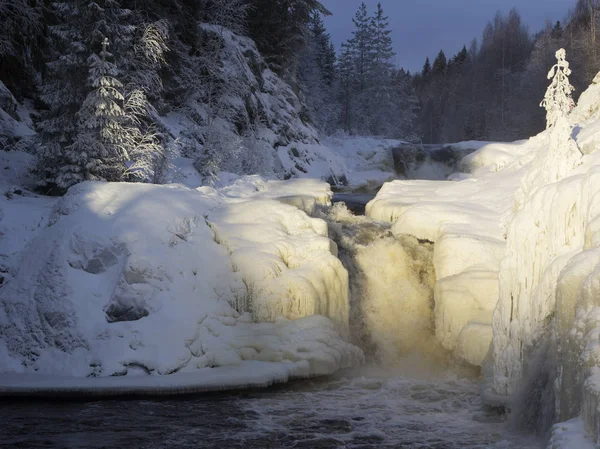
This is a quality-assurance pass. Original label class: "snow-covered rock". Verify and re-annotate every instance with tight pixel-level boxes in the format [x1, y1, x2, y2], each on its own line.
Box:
[366, 139, 533, 366]
[0, 81, 35, 152]
[0, 178, 362, 392]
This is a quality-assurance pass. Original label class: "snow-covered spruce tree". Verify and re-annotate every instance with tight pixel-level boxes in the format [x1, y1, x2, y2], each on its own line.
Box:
[540, 48, 575, 128]
[57, 38, 128, 186]
[299, 12, 337, 133]
[36, 1, 170, 188]
[35, 0, 136, 187]
[362, 2, 397, 136]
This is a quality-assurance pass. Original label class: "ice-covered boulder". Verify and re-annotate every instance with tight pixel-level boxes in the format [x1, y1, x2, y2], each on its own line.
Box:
[366, 140, 532, 366]
[0, 179, 362, 392]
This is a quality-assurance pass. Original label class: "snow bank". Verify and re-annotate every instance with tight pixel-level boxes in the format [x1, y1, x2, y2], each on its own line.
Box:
[0, 178, 362, 393]
[546, 418, 597, 449]
[366, 140, 532, 366]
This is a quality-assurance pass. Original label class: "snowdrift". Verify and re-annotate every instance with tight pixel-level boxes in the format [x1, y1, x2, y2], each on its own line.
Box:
[0, 174, 362, 393]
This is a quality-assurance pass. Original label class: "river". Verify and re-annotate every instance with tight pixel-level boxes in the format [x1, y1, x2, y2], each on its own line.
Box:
[0, 194, 543, 449]
[1, 363, 541, 448]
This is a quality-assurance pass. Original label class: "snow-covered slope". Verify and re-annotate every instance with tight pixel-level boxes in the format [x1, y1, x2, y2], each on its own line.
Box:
[0, 173, 362, 392]
[0, 80, 35, 152]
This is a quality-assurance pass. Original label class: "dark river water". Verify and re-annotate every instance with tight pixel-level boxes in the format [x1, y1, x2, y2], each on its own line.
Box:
[1, 365, 541, 449]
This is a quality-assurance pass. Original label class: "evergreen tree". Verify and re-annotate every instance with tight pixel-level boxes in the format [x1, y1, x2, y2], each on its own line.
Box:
[363, 2, 398, 136]
[422, 57, 431, 77]
[58, 38, 127, 186]
[371, 2, 395, 73]
[541, 48, 575, 128]
[0, 0, 43, 98]
[299, 12, 337, 133]
[36, 0, 168, 188]
[245, 0, 331, 77]
[337, 42, 355, 133]
[347, 2, 374, 93]
[432, 50, 447, 75]
[391, 68, 420, 141]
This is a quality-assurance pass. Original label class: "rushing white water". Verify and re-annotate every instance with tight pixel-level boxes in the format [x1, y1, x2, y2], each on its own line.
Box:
[236, 365, 541, 449]
[0, 365, 541, 449]
[323, 202, 447, 365]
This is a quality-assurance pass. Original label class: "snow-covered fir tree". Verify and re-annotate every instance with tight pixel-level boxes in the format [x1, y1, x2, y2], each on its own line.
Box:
[35, 0, 136, 187]
[540, 48, 575, 128]
[35, 0, 170, 188]
[299, 12, 337, 133]
[363, 2, 398, 136]
[58, 38, 128, 186]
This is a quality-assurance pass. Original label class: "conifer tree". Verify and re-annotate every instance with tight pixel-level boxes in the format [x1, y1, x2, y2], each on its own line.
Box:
[363, 2, 397, 136]
[337, 42, 355, 133]
[58, 38, 127, 186]
[347, 2, 374, 93]
[422, 58, 431, 77]
[36, 0, 136, 187]
[299, 12, 337, 132]
[541, 48, 575, 128]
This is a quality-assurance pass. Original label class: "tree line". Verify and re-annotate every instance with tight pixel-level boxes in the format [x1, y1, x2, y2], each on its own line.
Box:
[413, 0, 600, 143]
[302, 0, 600, 144]
[299, 2, 419, 141]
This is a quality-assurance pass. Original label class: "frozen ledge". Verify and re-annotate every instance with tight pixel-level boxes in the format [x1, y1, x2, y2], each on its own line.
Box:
[0, 361, 316, 398]
[480, 386, 512, 409]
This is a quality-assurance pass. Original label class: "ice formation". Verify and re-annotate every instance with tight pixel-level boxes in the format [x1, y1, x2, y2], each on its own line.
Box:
[366, 139, 532, 366]
[0, 175, 362, 391]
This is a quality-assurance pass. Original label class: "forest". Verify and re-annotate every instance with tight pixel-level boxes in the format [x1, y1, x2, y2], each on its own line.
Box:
[2, 0, 600, 189]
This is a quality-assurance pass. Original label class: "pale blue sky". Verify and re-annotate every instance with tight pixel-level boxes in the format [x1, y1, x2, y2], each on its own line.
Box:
[320, 0, 577, 73]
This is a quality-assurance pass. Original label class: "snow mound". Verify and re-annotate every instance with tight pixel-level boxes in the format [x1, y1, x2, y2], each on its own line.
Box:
[0, 179, 362, 392]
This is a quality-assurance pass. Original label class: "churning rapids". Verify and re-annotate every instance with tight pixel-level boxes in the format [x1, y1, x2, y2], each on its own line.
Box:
[1, 195, 542, 449]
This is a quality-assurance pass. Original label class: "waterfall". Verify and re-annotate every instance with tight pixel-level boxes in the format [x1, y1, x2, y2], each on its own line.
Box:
[321, 202, 449, 367]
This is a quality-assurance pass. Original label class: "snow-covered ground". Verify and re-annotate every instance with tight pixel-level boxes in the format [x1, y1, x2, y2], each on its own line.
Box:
[0, 160, 362, 392]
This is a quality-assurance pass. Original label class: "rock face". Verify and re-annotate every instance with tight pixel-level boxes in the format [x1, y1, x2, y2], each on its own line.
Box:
[167, 24, 325, 181]
[0, 81, 18, 121]
[391, 144, 479, 180]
